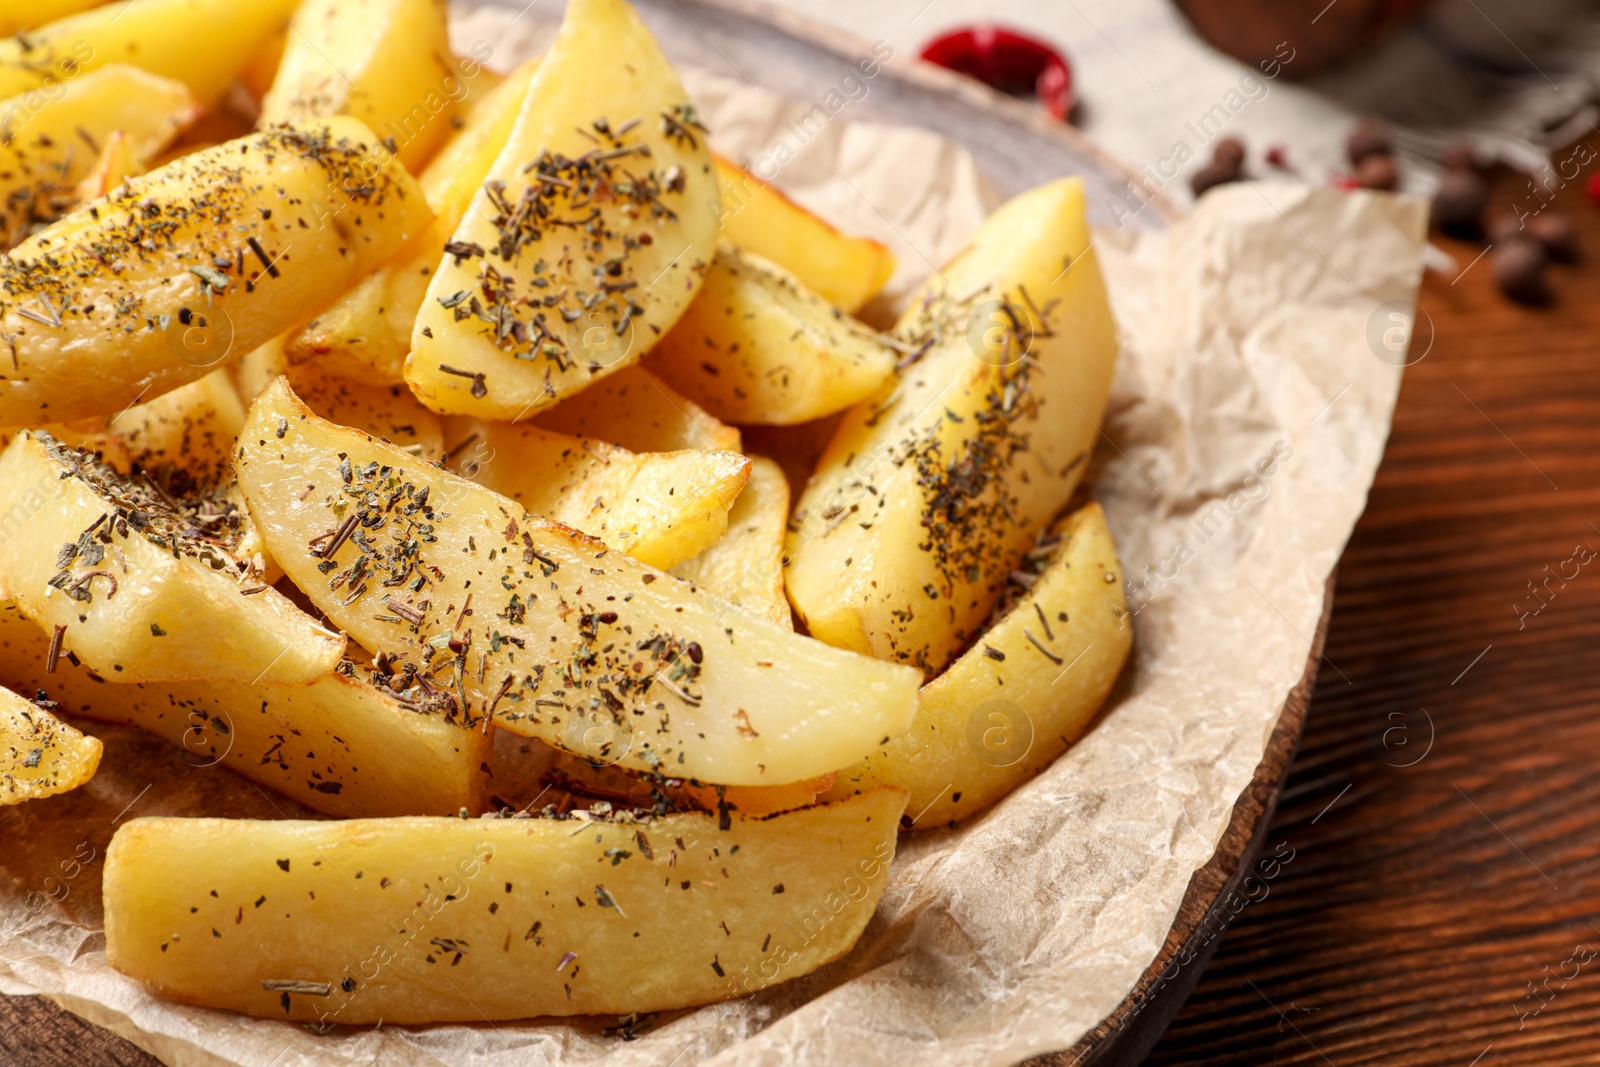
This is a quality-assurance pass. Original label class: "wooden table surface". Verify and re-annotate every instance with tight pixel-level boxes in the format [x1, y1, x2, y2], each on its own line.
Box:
[6, 165, 1599, 1065]
[1147, 163, 1600, 1064]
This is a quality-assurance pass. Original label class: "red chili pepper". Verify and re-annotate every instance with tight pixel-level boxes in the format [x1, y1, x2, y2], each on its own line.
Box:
[1587, 172, 1600, 207]
[920, 25, 1074, 122]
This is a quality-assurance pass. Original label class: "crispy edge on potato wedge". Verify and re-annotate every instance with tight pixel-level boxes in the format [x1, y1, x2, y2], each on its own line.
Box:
[287, 58, 541, 384]
[261, 0, 463, 173]
[671, 455, 792, 628]
[104, 788, 906, 1021]
[713, 154, 895, 314]
[0, 65, 202, 248]
[0, 430, 345, 685]
[406, 0, 719, 419]
[784, 178, 1119, 677]
[0, 680, 100, 804]
[0, 0, 291, 104]
[646, 243, 897, 425]
[443, 416, 750, 570]
[0, 601, 490, 817]
[0, 118, 431, 425]
[532, 363, 741, 453]
[825, 503, 1131, 826]
[237, 378, 921, 785]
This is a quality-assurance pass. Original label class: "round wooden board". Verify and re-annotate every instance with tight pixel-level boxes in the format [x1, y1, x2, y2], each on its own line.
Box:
[1, 3, 1322, 1064]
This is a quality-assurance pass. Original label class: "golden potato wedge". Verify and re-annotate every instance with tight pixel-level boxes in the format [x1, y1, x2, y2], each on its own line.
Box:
[0, 119, 431, 425]
[287, 59, 541, 384]
[261, 0, 462, 173]
[0, 0, 290, 105]
[0, 65, 201, 248]
[646, 243, 896, 425]
[443, 416, 749, 570]
[0, 602, 489, 816]
[671, 456, 792, 627]
[237, 379, 920, 785]
[1, 683, 100, 805]
[825, 504, 1131, 826]
[0, 431, 344, 685]
[785, 178, 1118, 676]
[714, 154, 895, 314]
[407, 0, 719, 419]
[109, 369, 245, 493]
[533, 364, 741, 453]
[0, 0, 110, 37]
[104, 788, 906, 1020]
[288, 364, 445, 460]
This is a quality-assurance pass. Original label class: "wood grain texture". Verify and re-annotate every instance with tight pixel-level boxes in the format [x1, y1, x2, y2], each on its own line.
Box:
[1145, 163, 1600, 1065]
[0, 993, 155, 1066]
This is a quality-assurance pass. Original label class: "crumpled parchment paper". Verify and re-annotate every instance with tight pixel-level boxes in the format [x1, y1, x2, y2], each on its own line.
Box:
[0, 5, 1427, 1064]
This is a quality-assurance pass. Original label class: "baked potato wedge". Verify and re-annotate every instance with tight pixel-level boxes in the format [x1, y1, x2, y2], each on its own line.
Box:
[236, 378, 921, 785]
[785, 178, 1118, 676]
[714, 154, 895, 314]
[0, 430, 344, 685]
[406, 0, 718, 419]
[444, 417, 750, 570]
[0, 119, 431, 425]
[533, 364, 740, 453]
[671, 456, 792, 627]
[287, 59, 540, 383]
[646, 243, 896, 425]
[109, 369, 245, 493]
[1, 682, 100, 805]
[0, 0, 290, 105]
[0, 602, 489, 816]
[104, 788, 906, 1020]
[0, 0, 110, 37]
[0, 65, 201, 248]
[824, 503, 1131, 826]
[260, 0, 460, 173]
